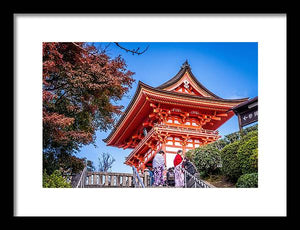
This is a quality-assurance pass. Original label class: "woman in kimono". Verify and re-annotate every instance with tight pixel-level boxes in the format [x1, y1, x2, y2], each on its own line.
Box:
[152, 150, 166, 186]
[173, 150, 184, 187]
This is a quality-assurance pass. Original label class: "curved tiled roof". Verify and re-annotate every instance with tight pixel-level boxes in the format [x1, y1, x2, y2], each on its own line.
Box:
[103, 61, 249, 144]
[156, 60, 221, 99]
[231, 96, 258, 112]
[103, 80, 248, 144]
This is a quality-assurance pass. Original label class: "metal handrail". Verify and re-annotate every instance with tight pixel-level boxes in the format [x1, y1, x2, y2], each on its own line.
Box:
[76, 166, 87, 188]
[182, 167, 212, 188]
[132, 166, 145, 188]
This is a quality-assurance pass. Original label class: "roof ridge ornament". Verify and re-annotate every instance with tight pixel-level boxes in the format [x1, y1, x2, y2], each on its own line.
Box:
[183, 79, 190, 89]
[181, 60, 191, 69]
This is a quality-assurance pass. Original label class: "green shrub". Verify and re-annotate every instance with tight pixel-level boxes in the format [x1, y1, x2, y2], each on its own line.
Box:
[237, 134, 258, 174]
[244, 123, 258, 134]
[236, 173, 258, 188]
[222, 124, 258, 147]
[250, 148, 258, 170]
[191, 143, 222, 177]
[43, 170, 72, 188]
[220, 141, 242, 181]
[240, 130, 258, 145]
[186, 126, 258, 185]
[185, 150, 195, 162]
[210, 138, 229, 151]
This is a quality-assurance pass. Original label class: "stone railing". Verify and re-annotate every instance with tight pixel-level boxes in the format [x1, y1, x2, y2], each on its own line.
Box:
[73, 169, 214, 188]
[182, 167, 214, 188]
[84, 171, 151, 188]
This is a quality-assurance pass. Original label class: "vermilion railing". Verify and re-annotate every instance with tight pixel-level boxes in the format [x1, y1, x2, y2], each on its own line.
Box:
[155, 123, 219, 135]
[130, 124, 218, 153]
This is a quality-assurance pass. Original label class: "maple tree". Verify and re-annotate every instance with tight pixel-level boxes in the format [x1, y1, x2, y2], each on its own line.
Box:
[43, 42, 135, 174]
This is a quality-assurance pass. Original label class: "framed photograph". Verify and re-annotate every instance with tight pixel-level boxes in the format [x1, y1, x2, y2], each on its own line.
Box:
[13, 13, 287, 217]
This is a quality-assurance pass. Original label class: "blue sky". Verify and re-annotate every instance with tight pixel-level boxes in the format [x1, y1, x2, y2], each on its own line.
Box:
[77, 42, 258, 173]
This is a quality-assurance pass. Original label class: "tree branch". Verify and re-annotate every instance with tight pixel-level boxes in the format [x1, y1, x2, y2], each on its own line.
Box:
[114, 42, 149, 55]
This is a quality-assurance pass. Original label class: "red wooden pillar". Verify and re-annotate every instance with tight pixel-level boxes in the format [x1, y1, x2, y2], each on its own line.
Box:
[182, 144, 187, 157]
[141, 163, 146, 173]
[181, 136, 187, 156]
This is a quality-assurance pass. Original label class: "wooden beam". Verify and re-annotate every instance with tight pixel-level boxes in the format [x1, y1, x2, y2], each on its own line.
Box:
[211, 116, 221, 121]
[217, 113, 228, 117]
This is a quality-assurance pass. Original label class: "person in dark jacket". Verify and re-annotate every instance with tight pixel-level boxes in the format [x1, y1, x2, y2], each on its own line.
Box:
[183, 156, 199, 188]
[166, 167, 175, 186]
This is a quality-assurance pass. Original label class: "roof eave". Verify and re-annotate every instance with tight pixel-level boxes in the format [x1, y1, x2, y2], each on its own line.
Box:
[230, 96, 258, 112]
[103, 81, 144, 144]
[104, 81, 249, 144]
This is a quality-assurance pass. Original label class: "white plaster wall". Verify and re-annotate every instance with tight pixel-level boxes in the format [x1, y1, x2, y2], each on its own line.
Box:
[165, 153, 176, 169]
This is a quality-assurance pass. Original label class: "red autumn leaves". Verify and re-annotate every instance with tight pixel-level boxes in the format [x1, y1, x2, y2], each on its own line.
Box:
[43, 42, 135, 150]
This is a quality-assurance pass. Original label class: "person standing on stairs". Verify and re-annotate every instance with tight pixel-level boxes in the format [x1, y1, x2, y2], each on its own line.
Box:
[174, 150, 185, 187]
[152, 150, 166, 187]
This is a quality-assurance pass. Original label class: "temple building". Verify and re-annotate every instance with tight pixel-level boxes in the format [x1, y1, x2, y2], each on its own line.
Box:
[104, 61, 248, 172]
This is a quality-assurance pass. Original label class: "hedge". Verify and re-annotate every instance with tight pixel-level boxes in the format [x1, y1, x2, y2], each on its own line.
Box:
[190, 144, 222, 176]
[236, 173, 258, 188]
[220, 141, 242, 181]
[250, 148, 258, 170]
[187, 126, 259, 186]
[237, 134, 258, 174]
[240, 130, 258, 145]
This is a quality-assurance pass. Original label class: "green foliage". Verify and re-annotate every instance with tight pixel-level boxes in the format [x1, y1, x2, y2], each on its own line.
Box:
[220, 141, 242, 181]
[184, 150, 194, 162]
[211, 124, 258, 151]
[214, 128, 259, 182]
[86, 160, 96, 172]
[244, 123, 258, 134]
[240, 129, 258, 144]
[43, 151, 85, 175]
[186, 124, 259, 186]
[250, 148, 258, 170]
[237, 134, 258, 174]
[236, 173, 258, 188]
[209, 138, 228, 151]
[190, 144, 222, 176]
[224, 132, 240, 145]
[43, 152, 59, 176]
[43, 170, 72, 188]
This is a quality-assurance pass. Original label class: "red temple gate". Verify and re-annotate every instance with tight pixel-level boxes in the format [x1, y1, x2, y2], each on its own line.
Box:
[104, 61, 248, 172]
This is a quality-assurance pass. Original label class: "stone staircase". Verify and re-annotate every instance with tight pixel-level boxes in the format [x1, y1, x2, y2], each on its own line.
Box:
[71, 166, 213, 188]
